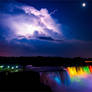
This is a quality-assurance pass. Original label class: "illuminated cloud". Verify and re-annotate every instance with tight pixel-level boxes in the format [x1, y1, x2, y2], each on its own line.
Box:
[1, 2, 62, 41]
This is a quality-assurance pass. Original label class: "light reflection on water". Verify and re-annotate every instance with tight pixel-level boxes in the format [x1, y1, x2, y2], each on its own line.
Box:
[40, 66, 92, 92]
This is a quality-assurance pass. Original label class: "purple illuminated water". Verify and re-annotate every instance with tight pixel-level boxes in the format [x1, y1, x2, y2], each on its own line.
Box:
[40, 68, 92, 92]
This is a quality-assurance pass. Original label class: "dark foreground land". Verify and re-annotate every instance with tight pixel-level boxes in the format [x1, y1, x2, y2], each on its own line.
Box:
[0, 70, 52, 92]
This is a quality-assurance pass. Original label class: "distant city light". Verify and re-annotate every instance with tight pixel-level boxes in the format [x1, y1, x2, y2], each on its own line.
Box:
[7, 66, 10, 68]
[11, 67, 14, 69]
[0, 65, 4, 68]
[85, 61, 92, 63]
[16, 66, 18, 68]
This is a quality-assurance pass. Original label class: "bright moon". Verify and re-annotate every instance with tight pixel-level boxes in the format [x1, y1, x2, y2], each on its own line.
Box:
[82, 2, 86, 7]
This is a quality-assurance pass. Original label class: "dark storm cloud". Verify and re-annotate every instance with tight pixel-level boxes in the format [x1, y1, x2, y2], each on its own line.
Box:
[0, 38, 92, 57]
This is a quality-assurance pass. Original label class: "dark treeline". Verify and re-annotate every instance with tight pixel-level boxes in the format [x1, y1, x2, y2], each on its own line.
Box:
[0, 56, 91, 67]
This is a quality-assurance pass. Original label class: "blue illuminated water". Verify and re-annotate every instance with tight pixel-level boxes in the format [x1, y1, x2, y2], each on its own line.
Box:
[40, 68, 92, 92]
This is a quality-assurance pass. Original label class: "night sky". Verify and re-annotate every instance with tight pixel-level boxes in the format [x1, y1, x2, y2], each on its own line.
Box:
[0, 0, 92, 57]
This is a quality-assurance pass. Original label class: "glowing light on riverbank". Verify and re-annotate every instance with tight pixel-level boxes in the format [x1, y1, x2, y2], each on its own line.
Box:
[85, 61, 92, 63]
[0, 65, 23, 72]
